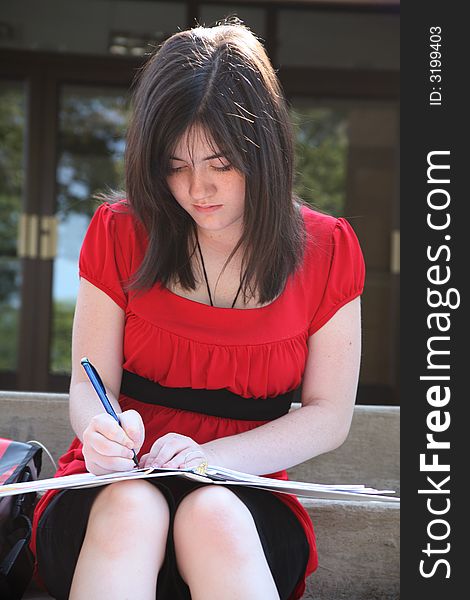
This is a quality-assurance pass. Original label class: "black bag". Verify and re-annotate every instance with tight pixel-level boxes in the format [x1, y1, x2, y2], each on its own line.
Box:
[0, 438, 42, 600]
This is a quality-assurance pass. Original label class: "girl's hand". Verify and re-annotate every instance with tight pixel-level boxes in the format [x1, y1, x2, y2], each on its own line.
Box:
[82, 409, 145, 475]
[139, 433, 207, 470]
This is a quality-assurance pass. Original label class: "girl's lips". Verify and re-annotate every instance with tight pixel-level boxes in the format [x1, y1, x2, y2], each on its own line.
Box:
[193, 204, 223, 213]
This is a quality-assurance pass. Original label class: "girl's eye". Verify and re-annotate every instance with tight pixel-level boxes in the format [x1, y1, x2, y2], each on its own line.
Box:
[168, 164, 232, 173]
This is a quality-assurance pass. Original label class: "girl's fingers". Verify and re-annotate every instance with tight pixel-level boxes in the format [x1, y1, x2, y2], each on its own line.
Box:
[119, 410, 145, 452]
[151, 443, 186, 467]
[139, 452, 150, 467]
[89, 430, 136, 460]
[139, 454, 155, 469]
[148, 433, 184, 456]
[143, 434, 205, 469]
[90, 413, 134, 448]
[148, 434, 191, 467]
[83, 414, 139, 475]
[87, 454, 135, 474]
[100, 455, 135, 471]
[161, 448, 205, 470]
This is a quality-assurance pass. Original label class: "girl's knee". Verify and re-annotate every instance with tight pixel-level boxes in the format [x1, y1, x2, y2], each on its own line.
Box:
[173, 486, 257, 558]
[86, 480, 170, 554]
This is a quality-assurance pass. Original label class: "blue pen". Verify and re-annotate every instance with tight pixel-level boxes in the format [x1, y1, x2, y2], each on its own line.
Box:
[81, 357, 139, 467]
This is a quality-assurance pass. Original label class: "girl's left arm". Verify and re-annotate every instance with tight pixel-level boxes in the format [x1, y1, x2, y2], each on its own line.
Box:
[202, 296, 362, 475]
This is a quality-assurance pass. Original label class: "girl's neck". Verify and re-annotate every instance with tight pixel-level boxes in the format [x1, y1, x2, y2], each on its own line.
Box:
[194, 226, 244, 258]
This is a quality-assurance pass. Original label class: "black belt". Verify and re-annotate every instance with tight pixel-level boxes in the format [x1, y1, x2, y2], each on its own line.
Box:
[120, 369, 297, 421]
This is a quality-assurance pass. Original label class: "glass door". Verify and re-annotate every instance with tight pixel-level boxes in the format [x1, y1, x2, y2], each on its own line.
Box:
[291, 99, 400, 404]
[0, 53, 134, 392]
[50, 85, 130, 381]
[0, 81, 26, 387]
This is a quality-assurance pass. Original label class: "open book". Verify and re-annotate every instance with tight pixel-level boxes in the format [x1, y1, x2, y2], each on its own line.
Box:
[0, 465, 399, 503]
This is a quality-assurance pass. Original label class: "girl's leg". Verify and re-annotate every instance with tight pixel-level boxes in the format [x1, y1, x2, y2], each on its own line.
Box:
[69, 479, 170, 600]
[173, 486, 280, 600]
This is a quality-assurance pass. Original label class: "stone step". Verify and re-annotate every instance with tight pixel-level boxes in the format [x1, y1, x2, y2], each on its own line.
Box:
[289, 405, 399, 495]
[303, 498, 399, 600]
[1, 391, 72, 479]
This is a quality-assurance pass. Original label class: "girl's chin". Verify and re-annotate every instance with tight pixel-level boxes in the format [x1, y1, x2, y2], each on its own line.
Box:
[194, 217, 244, 237]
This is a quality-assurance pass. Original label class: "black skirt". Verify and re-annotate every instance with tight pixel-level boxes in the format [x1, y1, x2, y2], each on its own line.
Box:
[36, 476, 309, 600]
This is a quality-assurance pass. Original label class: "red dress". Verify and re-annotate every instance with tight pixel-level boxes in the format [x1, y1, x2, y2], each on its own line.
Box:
[31, 200, 365, 599]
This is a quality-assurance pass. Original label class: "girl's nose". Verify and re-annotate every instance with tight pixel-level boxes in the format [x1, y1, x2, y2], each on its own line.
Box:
[188, 170, 215, 200]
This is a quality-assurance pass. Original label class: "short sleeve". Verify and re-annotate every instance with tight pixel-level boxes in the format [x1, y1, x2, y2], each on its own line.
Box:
[308, 217, 366, 336]
[78, 203, 131, 310]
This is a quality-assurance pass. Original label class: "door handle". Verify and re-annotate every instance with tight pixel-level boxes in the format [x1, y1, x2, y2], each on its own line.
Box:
[390, 229, 400, 274]
[17, 213, 57, 260]
[39, 215, 58, 260]
[17, 214, 39, 258]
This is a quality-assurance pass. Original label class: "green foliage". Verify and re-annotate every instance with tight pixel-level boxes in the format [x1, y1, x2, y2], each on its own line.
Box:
[0, 85, 24, 195]
[291, 107, 347, 217]
[49, 91, 130, 375]
[56, 92, 129, 220]
[0, 195, 20, 259]
[0, 86, 24, 305]
[50, 301, 75, 373]
[0, 304, 18, 370]
[0, 85, 24, 369]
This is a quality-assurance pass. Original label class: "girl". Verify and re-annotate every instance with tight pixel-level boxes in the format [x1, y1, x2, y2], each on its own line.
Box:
[31, 18, 365, 600]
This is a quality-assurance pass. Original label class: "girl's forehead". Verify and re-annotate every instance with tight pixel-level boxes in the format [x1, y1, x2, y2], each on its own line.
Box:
[173, 125, 219, 155]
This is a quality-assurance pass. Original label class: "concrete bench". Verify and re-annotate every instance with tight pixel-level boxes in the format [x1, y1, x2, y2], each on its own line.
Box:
[1, 392, 399, 599]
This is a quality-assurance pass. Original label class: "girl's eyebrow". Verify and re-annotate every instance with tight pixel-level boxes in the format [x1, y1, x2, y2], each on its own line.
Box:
[169, 152, 226, 162]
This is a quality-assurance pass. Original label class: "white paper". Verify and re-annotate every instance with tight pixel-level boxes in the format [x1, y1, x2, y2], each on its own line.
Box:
[0, 465, 399, 503]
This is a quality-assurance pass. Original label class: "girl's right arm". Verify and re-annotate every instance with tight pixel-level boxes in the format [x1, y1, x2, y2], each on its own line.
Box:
[69, 278, 145, 475]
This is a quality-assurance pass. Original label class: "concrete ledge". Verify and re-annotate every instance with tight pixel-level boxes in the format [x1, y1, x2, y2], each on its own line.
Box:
[0, 392, 72, 478]
[289, 405, 400, 495]
[302, 499, 400, 600]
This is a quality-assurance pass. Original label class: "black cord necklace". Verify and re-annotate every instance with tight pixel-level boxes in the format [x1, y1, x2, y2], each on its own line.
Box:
[196, 235, 243, 308]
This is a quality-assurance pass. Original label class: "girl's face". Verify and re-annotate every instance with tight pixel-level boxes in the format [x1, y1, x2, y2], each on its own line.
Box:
[166, 126, 246, 243]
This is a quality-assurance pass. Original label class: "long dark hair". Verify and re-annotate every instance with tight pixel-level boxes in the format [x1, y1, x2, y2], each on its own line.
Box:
[121, 16, 306, 305]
